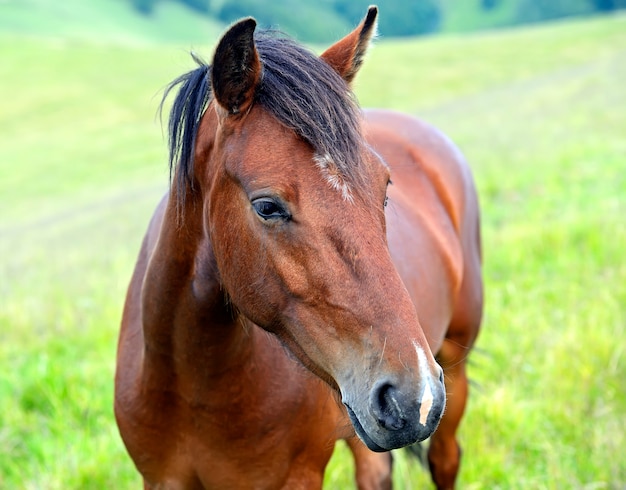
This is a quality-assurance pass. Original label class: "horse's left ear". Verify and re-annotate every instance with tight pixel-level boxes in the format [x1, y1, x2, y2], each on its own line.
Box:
[211, 18, 261, 116]
[320, 6, 378, 85]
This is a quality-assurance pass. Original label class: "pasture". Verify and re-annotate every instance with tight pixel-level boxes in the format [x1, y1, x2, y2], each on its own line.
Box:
[1, 11, 625, 489]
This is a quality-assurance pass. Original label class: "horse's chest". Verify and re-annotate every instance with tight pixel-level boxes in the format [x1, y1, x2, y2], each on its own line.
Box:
[153, 339, 336, 486]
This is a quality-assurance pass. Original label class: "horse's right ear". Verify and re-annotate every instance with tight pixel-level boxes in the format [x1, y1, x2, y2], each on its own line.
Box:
[320, 6, 378, 85]
[211, 18, 261, 116]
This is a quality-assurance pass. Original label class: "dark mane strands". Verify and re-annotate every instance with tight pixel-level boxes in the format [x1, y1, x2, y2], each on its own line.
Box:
[162, 31, 367, 207]
[160, 58, 211, 206]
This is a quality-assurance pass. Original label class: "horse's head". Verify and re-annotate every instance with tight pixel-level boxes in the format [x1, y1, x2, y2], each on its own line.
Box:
[174, 7, 446, 451]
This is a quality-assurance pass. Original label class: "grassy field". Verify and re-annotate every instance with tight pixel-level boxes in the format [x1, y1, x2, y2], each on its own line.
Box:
[1, 8, 625, 490]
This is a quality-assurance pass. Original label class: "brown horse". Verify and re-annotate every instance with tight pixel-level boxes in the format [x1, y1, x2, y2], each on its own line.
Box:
[114, 7, 482, 490]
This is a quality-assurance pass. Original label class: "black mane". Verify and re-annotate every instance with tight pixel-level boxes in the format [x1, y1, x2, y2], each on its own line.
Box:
[162, 31, 366, 204]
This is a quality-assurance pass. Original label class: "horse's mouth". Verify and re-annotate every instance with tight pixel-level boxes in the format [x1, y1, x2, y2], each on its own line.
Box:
[344, 404, 388, 452]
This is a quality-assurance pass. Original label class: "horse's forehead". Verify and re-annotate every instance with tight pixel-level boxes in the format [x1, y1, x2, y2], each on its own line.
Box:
[216, 108, 314, 191]
[220, 106, 384, 204]
[245, 108, 301, 145]
[236, 109, 314, 165]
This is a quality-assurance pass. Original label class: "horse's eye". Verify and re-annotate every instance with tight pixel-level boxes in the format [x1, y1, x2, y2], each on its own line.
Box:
[252, 197, 290, 221]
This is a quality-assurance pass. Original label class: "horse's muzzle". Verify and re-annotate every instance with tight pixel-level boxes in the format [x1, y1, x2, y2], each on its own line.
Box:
[344, 370, 446, 452]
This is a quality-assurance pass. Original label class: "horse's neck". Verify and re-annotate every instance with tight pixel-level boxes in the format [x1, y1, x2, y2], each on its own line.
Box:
[140, 191, 255, 379]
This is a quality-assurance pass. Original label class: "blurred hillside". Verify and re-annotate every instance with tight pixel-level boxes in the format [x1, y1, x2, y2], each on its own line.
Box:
[1, 0, 624, 44]
[0, 0, 223, 45]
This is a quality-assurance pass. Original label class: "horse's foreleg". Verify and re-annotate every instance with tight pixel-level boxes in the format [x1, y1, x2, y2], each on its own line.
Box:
[346, 436, 393, 490]
[427, 338, 470, 490]
[428, 212, 482, 490]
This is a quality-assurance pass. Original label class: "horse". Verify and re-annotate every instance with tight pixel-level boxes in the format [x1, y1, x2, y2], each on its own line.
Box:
[114, 6, 482, 490]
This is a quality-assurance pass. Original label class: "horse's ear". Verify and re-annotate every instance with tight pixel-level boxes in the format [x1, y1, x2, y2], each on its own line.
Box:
[320, 6, 378, 85]
[211, 18, 261, 116]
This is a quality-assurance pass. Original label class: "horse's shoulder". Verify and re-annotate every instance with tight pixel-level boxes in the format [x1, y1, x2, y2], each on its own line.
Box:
[144, 193, 169, 260]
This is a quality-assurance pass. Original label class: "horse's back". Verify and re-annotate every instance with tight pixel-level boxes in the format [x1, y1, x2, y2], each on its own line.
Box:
[364, 109, 482, 352]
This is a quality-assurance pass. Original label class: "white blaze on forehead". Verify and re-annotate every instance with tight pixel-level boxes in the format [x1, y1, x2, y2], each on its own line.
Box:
[313, 153, 353, 203]
[413, 341, 435, 426]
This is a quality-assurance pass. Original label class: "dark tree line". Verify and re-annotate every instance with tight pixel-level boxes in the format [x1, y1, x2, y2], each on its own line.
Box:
[129, 0, 625, 42]
[513, 0, 625, 23]
[129, 0, 442, 40]
[131, 0, 209, 15]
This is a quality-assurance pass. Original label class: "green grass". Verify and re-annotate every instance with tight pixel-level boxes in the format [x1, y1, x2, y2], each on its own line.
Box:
[1, 10, 625, 489]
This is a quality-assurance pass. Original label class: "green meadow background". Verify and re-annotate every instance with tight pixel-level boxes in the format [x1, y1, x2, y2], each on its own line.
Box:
[1, 1, 625, 488]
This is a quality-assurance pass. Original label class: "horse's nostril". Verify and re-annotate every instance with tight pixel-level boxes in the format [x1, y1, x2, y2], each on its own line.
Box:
[372, 382, 406, 431]
[439, 368, 445, 385]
